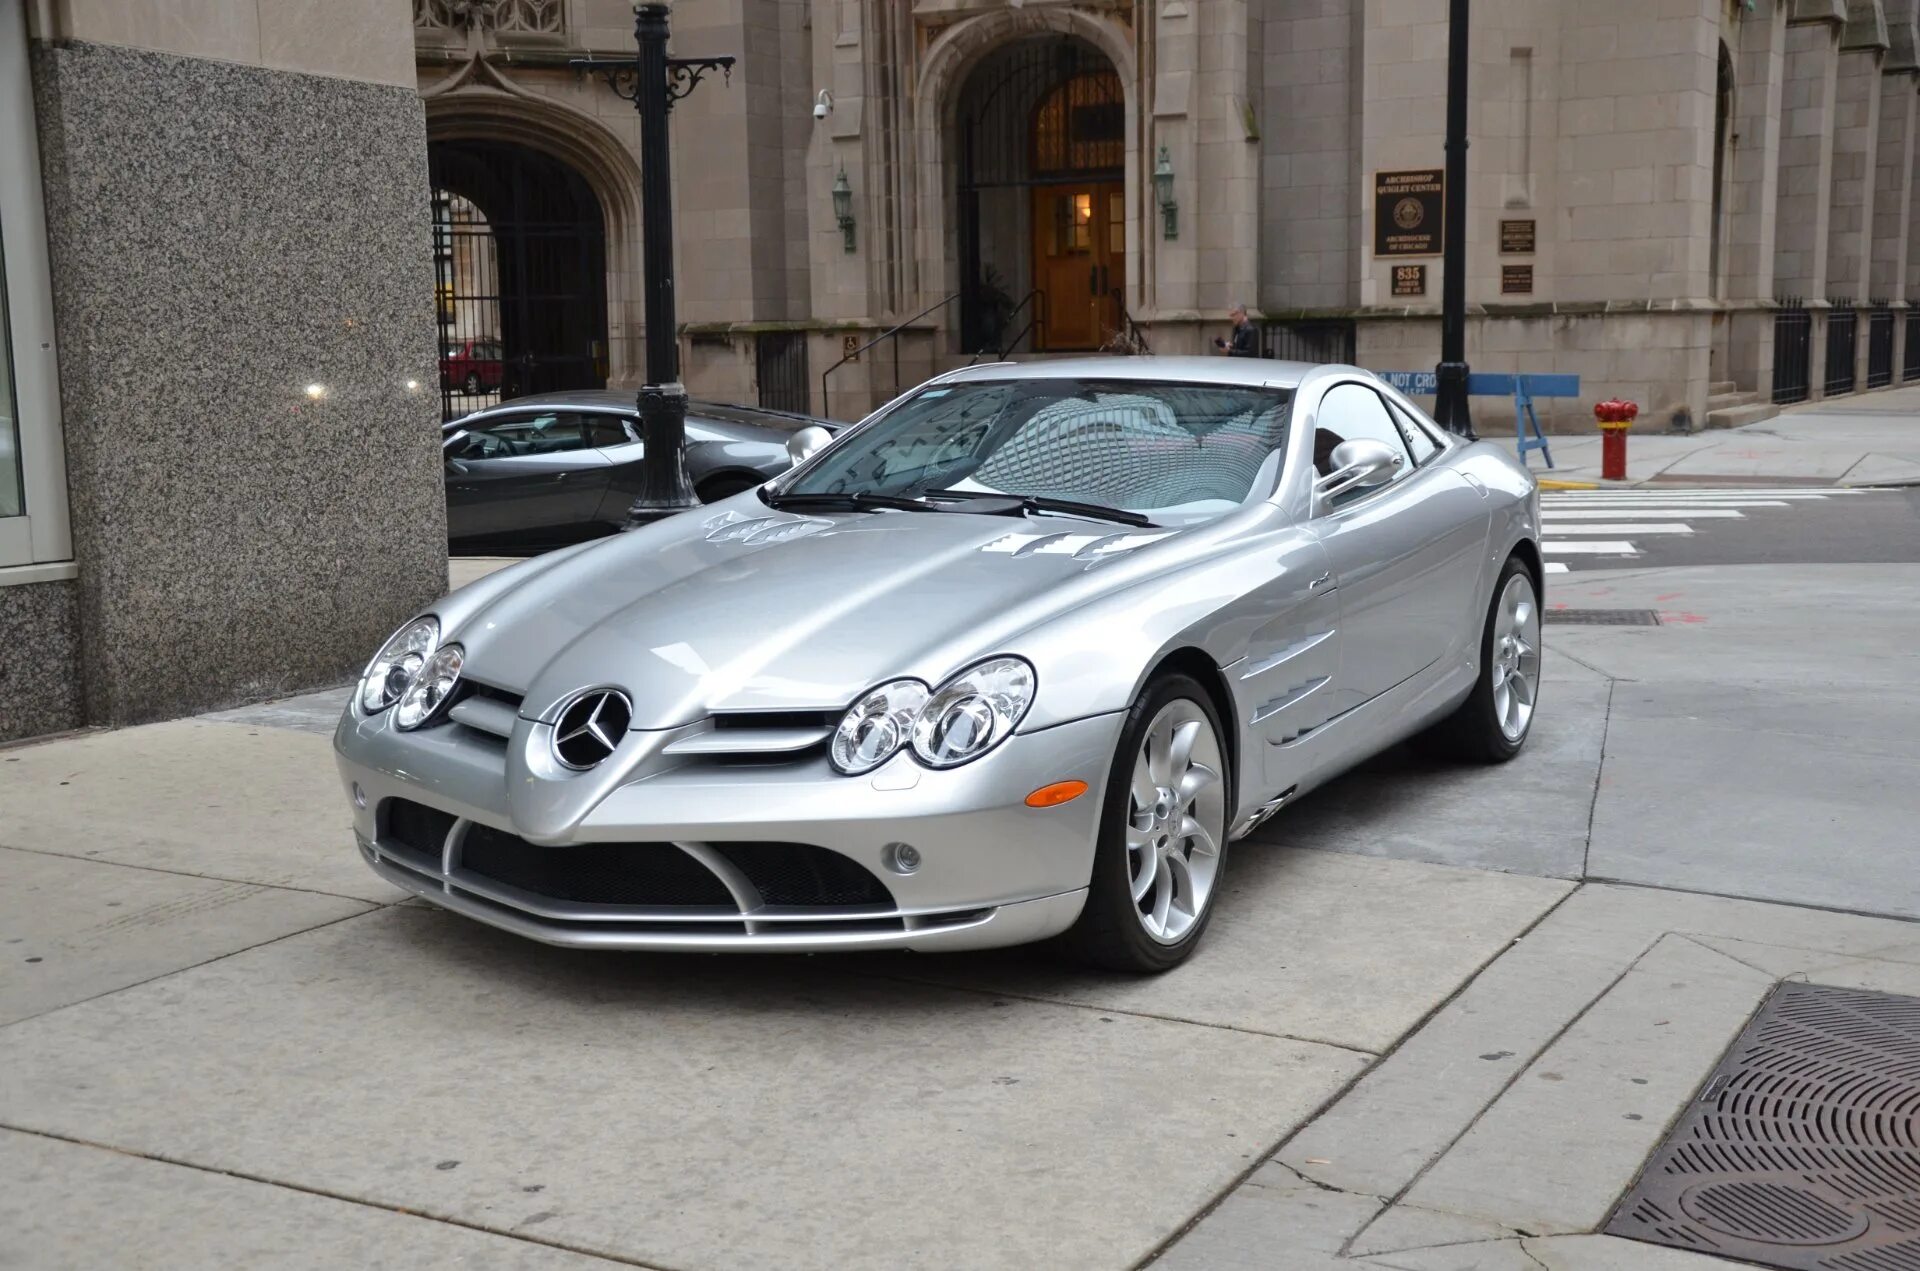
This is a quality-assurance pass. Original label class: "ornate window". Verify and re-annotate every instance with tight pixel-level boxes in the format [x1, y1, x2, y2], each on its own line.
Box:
[414, 0, 566, 41]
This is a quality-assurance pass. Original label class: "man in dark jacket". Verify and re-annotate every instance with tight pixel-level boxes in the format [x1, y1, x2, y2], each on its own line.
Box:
[1214, 303, 1259, 357]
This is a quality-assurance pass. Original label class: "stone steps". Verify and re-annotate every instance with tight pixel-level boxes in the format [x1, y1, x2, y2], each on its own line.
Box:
[1704, 387, 1779, 430]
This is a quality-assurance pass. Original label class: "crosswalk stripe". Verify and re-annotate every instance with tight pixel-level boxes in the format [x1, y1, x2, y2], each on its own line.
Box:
[1545, 509, 1744, 520]
[1543, 540, 1637, 554]
[1545, 562, 1570, 574]
[1543, 499, 1793, 509]
[1542, 523, 1693, 535]
[1543, 487, 1855, 496]
[1544, 493, 1829, 502]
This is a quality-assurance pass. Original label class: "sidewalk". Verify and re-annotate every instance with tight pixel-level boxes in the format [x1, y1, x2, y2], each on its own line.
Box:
[4, 559, 1918, 1267]
[1490, 385, 1920, 488]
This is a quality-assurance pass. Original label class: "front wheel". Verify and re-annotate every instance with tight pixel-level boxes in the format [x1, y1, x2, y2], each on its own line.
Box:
[1058, 674, 1231, 973]
[462, 371, 482, 395]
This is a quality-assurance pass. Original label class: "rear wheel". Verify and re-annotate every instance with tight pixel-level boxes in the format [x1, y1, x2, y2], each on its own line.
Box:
[1416, 554, 1541, 763]
[1059, 674, 1230, 973]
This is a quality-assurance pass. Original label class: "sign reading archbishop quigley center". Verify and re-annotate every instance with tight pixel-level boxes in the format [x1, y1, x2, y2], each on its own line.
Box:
[1374, 169, 1444, 257]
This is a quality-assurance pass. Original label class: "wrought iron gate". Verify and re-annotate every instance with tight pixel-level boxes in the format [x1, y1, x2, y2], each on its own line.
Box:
[1825, 301, 1857, 398]
[429, 140, 608, 422]
[1263, 320, 1357, 365]
[1866, 304, 1894, 389]
[1907, 313, 1920, 383]
[955, 36, 1125, 353]
[756, 332, 810, 415]
[1772, 300, 1811, 405]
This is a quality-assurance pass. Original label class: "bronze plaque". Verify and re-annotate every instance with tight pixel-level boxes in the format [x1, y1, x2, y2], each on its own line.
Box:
[1391, 264, 1427, 298]
[1500, 219, 1537, 255]
[1374, 169, 1444, 257]
[1501, 264, 1534, 295]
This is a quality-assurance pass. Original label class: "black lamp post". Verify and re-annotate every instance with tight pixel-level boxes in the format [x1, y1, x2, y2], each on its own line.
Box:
[574, 5, 735, 520]
[1432, 0, 1477, 439]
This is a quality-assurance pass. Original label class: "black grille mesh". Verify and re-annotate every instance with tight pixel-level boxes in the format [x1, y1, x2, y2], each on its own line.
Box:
[460, 825, 736, 908]
[716, 842, 892, 908]
[383, 800, 455, 865]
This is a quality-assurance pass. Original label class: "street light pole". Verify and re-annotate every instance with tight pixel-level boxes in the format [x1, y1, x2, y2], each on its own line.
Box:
[574, 5, 734, 519]
[1432, 0, 1477, 439]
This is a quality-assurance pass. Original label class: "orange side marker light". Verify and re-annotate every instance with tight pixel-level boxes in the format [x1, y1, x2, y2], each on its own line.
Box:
[1025, 780, 1089, 809]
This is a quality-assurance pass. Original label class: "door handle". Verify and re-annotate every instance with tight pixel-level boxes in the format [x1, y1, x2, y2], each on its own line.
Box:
[1309, 572, 1333, 590]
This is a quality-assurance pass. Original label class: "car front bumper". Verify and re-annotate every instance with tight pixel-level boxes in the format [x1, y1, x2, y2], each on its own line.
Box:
[334, 706, 1123, 953]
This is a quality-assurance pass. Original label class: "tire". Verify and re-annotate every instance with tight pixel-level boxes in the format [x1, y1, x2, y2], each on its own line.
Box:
[1415, 554, 1542, 763]
[463, 372, 482, 395]
[697, 474, 761, 504]
[1058, 673, 1232, 973]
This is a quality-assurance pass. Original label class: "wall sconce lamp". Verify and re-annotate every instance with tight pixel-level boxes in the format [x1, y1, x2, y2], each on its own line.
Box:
[1153, 146, 1177, 240]
[832, 168, 856, 253]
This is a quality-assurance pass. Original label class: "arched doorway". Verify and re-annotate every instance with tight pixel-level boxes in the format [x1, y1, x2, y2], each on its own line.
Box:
[956, 36, 1125, 353]
[428, 139, 608, 421]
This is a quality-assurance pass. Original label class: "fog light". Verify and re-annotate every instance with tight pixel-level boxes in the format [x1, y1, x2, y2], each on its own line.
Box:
[351, 782, 367, 809]
[882, 842, 922, 875]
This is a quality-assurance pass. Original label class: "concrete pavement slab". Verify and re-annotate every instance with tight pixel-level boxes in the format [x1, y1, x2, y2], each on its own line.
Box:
[1349, 1204, 1525, 1258]
[1359, 1239, 1543, 1271]
[891, 850, 1572, 1053]
[1270, 673, 1608, 881]
[0, 904, 1367, 1271]
[201, 685, 351, 736]
[0, 718, 396, 904]
[0, 1129, 616, 1270]
[0, 846, 369, 1026]
[1398, 934, 1774, 1235]
[1524, 1233, 1750, 1269]
[1152, 1163, 1383, 1271]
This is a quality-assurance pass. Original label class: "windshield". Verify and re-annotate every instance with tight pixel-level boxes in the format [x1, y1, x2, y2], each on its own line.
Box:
[783, 379, 1293, 526]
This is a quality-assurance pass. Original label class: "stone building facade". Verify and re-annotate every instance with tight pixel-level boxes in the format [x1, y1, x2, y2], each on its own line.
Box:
[4, 0, 1919, 740]
[412, 0, 1920, 432]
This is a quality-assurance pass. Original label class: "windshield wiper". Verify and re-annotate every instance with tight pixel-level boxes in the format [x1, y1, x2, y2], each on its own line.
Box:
[762, 490, 942, 514]
[926, 489, 1154, 528]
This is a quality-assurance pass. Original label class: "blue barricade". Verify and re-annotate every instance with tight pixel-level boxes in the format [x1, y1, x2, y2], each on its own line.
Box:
[1371, 370, 1579, 470]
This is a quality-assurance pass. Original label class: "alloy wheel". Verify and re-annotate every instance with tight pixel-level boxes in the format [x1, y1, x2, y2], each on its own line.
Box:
[1491, 572, 1542, 742]
[1125, 699, 1227, 944]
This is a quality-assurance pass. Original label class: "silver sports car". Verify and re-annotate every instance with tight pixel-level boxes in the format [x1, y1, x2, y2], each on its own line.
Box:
[337, 357, 1542, 971]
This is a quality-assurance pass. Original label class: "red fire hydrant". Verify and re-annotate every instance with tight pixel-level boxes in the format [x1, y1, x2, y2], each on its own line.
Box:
[1595, 398, 1639, 481]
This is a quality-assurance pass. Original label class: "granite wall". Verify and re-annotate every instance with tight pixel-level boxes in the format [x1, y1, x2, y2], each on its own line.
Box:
[0, 579, 83, 742]
[30, 40, 447, 726]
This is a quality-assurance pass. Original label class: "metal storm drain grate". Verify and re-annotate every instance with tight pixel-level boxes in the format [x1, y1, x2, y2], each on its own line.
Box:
[1543, 608, 1662, 626]
[1607, 982, 1920, 1270]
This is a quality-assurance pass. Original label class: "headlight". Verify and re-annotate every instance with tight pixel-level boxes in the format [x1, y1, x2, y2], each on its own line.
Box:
[830, 679, 929, 775]
[911, 657, 1035, 769]
[394, 643, 464, 730]
[359, 617, 438, 715]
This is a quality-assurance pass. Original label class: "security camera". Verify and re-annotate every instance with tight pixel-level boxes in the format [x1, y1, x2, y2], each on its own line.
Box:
[813, 90, 833, 121]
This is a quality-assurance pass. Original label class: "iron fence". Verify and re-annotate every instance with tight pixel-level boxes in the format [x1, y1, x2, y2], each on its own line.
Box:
[1825, 301, 1857, 397]
[1867, 306, 1894, 390]
[1771, 300, 1811, 405]
[1262, 320, 1357, 365]
[1907, 312, 1920, 383]
[756, 331, 810, 415]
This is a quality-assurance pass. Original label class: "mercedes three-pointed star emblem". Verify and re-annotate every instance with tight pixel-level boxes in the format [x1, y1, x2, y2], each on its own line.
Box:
[551, 689, 633, 770]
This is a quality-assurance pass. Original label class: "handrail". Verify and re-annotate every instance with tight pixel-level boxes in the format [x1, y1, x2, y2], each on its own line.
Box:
[968, 288, 1046, 365]
[1110, 296, 1151, 355]
[820, 292, 959, 420]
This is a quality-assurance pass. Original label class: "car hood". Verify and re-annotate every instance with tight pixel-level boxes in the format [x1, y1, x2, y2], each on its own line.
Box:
[450, 503, 1185, 728]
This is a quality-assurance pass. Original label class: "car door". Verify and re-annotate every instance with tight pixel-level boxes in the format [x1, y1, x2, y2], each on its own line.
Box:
[443, 411, 613, 541]
[1304, 381, 1491, 715]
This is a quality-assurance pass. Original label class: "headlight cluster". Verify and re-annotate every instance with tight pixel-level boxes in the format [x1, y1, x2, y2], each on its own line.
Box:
[359, 616, 463, 730]
[830, 656, 1035, 775]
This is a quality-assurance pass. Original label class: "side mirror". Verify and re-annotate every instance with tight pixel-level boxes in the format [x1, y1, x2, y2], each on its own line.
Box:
[1314, 439, 1404, 502]
[787, 424, 833, 466]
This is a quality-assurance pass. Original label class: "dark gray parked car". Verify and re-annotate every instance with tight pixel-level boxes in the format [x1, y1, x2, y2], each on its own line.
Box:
[440, 390, 829, 550]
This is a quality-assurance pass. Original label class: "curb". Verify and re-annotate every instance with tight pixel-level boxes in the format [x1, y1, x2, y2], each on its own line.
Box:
[1537, 479, 1600, 491]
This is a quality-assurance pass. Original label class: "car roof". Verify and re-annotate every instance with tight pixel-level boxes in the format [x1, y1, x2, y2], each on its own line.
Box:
[444, 390, 829, 431]
[933, 355, 1324, 390]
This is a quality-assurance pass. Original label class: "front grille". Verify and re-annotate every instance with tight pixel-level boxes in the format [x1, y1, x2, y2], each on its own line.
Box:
[383, 800, 455, 867]
[716, 842, 893, 907]
[460, 824, 737, 908]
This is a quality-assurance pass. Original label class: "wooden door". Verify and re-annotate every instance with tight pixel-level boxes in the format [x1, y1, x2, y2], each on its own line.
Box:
[1032, 181, 1123, 351]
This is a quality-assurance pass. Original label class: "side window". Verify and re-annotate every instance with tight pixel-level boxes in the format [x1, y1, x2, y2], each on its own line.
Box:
[1311, 384, 1413, 506]
[584, 416, 629, 449]
[462, 412, 589, 458]
[1388, 400, 1441, 465]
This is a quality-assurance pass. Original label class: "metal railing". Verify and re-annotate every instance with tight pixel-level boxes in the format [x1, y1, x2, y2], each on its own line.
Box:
[819, 292, 959, 420]
[1867, 304, 1894, 390]
[1772, 299, 1811, 405]
[1825, 300, 1858, 398]
[1907, 312, 1920, 383]
[970, 289, 1046, 365]
[1263, 319, 1358, 365]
